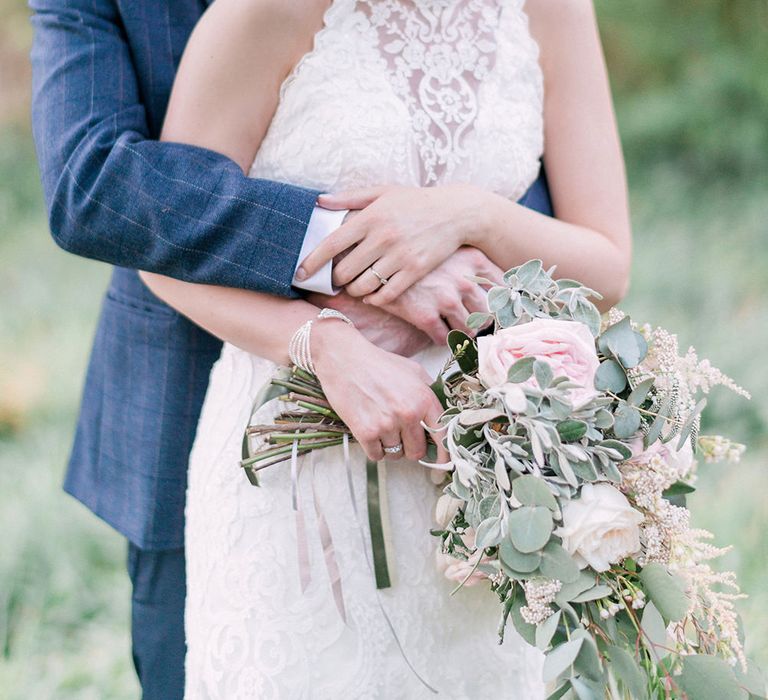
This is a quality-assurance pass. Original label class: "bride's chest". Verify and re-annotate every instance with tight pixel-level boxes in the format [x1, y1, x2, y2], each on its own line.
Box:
[249, 1, 544, 200]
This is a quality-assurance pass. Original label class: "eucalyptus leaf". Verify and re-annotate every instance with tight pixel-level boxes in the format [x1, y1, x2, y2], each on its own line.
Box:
[536, 610, 562, 650]
[512, 475, 559, 510]
[555, 571, 598, 605]
[598, 317, 647, 368]
[570, 629, 604, 683]
[571, 585, 612, 603]
[508, 506, 554, 553]
[570, 676, 602, 700]
[542, 638, 585, 683]
[613, 402, 642, 439]
[734, 659, 768, 698]
[508, 356, 536, 383]
[509, 596, 537, 646]
[639, 562, 691, 622]
[572, 299, 602, 337]
[499, 539, 543, 573]
[540, 541, 581, 584]
[594, 359, 627, 393]
[678, 655, 748, 700]
[607, 646, 648, 700]
[640, 602, 670, 660]
[546, 681, 572, 700]
[627, 377, 655, 407]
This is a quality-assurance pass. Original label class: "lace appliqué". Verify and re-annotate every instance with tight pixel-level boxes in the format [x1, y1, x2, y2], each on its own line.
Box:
[360, 0, 504, 184]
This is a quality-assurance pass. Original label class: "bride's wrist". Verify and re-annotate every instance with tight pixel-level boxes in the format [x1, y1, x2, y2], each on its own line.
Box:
[288, 308, 362, 375]
[454, 184, 496, 249]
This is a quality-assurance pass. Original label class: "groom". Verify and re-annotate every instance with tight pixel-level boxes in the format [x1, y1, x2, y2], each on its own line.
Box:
[29, 0, 553, 698]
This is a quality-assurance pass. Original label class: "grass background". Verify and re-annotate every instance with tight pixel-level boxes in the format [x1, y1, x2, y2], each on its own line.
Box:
[0, 1, 766, 697]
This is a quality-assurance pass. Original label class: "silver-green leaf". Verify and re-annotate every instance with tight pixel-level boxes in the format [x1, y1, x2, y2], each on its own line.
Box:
[508, 506, 554, 553]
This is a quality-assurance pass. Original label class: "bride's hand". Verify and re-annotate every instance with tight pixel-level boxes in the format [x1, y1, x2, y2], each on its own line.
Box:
[311, 321, 447, 463]
[296, 184, 488, 305]
[307, 291, 431, 357]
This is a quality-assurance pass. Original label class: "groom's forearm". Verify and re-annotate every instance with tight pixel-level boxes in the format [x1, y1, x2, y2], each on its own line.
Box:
[30, 0, 317, 298]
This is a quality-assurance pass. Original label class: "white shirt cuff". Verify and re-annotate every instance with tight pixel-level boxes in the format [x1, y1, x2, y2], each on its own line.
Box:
[292, 206, 349, 295]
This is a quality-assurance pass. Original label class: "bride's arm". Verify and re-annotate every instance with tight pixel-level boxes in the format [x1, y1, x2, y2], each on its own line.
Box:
[138, 0, 445, 462]
[298, 0, 631, 311]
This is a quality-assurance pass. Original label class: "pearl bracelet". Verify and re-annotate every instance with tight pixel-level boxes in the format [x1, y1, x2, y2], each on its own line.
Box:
[288, 308, 354, 375]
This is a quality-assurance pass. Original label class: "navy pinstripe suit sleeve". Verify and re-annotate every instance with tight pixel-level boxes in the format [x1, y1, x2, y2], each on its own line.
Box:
[29, 0, 319, 298]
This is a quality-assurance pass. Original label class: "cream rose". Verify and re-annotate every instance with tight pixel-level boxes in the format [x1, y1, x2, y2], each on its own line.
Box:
[477, 318, 600, 407]
[555, 483, 644, 572]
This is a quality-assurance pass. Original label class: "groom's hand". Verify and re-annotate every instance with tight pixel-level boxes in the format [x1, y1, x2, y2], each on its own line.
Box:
[376, 247, 503, 345]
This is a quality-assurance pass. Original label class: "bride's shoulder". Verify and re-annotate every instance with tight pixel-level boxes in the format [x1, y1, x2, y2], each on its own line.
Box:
[523, 0, 600, 77]
[524, 0, 595, 23]
[204, 0, 320, 35]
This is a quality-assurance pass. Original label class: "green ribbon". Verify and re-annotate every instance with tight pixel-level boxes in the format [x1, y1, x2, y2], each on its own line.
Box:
[366, 459, 392, 589]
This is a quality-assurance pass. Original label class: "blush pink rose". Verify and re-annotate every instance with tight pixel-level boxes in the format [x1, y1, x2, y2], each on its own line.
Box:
[477, 318, 600, 407]
[629, 436, 696, 480]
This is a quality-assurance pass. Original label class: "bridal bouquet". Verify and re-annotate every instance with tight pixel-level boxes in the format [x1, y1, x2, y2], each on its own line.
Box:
[241, 260, 765, 700]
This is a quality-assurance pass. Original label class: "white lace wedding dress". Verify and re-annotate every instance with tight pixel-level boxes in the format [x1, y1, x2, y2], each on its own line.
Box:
[185, 1, 547, 697]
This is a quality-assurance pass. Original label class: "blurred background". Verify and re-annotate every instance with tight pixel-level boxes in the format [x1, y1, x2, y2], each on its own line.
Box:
[0, 0, 766, 697]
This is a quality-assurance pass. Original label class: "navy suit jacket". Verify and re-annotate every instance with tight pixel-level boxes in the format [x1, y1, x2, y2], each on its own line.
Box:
[30, 0, 553, 550]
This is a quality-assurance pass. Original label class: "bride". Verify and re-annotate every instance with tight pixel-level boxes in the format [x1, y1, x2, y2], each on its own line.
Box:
[140, 0, 632, 696]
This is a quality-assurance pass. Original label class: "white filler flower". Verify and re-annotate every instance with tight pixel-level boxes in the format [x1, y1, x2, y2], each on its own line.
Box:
[556, 483, 644, 572]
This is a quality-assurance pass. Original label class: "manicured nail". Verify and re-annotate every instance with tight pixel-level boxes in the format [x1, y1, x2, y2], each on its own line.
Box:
[296, 266, 308, 281]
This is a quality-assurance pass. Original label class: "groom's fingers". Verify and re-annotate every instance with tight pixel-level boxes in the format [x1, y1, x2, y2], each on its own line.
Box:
[317, 186, 387, 210]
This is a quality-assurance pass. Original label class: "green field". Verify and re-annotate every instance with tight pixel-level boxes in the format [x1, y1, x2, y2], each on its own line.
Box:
[1, 1, 766, 698]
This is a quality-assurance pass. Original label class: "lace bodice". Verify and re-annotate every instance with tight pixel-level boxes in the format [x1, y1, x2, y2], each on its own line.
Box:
[249, 0, 544, 200]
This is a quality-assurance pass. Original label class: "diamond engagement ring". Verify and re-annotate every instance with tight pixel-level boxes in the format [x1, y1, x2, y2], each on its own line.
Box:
[370, 266, 389, 286]
[383, 443, 403, 454]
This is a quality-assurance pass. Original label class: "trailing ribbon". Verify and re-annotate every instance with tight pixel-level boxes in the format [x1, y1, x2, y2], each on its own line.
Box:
[288, 433, 436, 694]
[290, 438, 346, 622]
[310, 452, 347, 624]
[344, 436, 438, 695]
[291, 437, 312, 594]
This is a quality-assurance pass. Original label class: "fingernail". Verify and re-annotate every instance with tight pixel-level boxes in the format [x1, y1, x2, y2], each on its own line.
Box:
[362, 297, 370, 304]
[296, 266, 308, 281]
